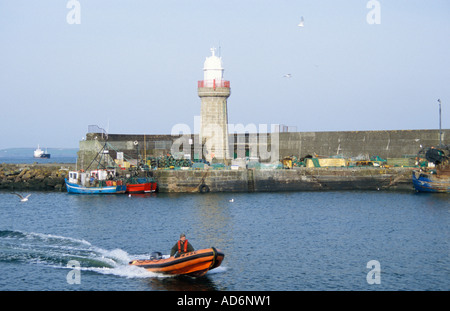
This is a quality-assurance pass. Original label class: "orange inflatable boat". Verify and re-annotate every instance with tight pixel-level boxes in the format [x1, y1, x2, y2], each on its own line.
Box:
[129, 247, 224, 277]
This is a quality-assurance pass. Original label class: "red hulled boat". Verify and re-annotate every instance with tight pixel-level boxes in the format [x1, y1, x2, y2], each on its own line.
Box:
[126, 177, 157, 193]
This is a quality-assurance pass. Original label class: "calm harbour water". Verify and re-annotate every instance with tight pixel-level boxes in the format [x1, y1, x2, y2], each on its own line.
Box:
[0, 189, 448, 291]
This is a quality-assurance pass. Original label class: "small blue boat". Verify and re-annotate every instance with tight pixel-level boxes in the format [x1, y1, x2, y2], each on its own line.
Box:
[65, 170, 126, 194]
[412, 145, 450, 193]
[412, 170, 450, 193]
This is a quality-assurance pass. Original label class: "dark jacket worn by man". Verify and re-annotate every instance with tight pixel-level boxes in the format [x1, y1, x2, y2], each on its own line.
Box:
[170, 234, 194, 257]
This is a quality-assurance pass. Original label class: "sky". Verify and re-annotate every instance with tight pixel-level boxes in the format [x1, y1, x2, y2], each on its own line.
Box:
[0, 0, 449, 149]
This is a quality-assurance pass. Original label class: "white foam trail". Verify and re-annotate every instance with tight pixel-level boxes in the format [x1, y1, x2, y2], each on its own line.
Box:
[70, 246, 174, 279]
[1, 230, 172, 279]
[81, 264, 161, 278]
[82, 248, 165, 278]
[207, 266, 227, 275]
[24, 231, 92, 247]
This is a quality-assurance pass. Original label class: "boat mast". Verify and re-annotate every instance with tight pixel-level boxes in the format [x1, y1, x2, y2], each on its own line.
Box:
[438, 99, 442, 147]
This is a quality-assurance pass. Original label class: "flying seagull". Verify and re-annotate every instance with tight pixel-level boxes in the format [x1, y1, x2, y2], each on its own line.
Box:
[283, 74, 292, 78]
[298, 16, 304, 27]
[11, 192, 31, 202]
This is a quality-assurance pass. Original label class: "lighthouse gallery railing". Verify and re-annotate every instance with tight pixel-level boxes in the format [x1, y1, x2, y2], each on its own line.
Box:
[198, 80, 230, 88]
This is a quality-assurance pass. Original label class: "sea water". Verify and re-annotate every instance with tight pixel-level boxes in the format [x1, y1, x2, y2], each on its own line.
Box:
[0, 190, 448, 291]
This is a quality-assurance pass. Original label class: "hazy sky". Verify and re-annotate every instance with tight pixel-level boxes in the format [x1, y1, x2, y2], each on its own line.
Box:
[1, 0, 449, 149]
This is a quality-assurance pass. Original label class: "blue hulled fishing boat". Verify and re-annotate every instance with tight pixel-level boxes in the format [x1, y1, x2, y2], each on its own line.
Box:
[412, 146, 449, 193]
[65, 141, 126, 194]
[65, 170, 126, 194]
[412, 170, 450, 193]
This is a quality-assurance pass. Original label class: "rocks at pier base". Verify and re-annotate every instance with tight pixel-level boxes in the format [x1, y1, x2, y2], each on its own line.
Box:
[0, 163, 75, 192]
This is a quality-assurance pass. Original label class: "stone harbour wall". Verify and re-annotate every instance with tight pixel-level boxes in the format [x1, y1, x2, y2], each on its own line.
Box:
[153, 166, 414, 193]
[278, 129, 449, 160]
[78, 129, 449, 171]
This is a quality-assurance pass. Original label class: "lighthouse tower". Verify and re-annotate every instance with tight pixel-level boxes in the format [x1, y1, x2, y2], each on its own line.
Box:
[198, 48, 231, 163]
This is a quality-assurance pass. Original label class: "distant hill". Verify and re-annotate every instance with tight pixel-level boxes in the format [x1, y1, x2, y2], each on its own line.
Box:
[0, 148, 78, 158]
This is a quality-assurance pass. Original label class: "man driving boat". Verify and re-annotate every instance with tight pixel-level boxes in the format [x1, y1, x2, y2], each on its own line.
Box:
[170, 233, 194, 257]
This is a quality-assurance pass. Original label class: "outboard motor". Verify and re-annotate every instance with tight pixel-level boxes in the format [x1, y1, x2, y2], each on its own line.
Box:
[150, 252, 162, 260]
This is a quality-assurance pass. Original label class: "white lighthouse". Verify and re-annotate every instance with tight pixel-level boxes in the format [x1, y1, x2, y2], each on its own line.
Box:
[198, 48, 231, 163]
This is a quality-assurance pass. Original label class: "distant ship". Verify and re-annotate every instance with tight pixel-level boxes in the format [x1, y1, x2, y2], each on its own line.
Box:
[34, 145, 50, 158]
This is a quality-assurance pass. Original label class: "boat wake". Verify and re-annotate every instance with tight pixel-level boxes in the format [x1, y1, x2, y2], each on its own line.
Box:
[0, 230, 164, 279]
